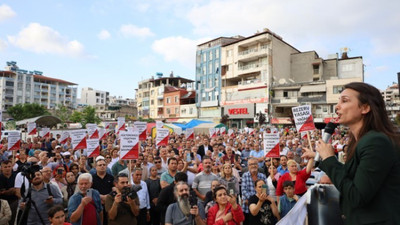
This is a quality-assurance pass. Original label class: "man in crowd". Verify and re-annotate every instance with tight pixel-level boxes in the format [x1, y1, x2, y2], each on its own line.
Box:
[165, 181, 206, 225]
[68, 173, 103, 225]
[0, 160, 18, 224]
[19, 170, 63, 225]
[192, 156, 217, 204]
[197, 138, 213, 159]
[132, 168, 150, 225]
[158, 172, 188, 225]
[241, 157, 267, 225]
[277, 155, 289, 175]
[92, 157, 114, 225]
[160, 157, 178, 188]
[105, 173, 139, 225]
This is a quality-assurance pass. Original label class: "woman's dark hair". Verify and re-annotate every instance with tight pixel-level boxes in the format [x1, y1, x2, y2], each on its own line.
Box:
[48, 204, 64, 218]
[254, 179, 266, 187]
[213, 186, 227, 200]
[343, 82, 400, 161]
[69, 163, 79, 171]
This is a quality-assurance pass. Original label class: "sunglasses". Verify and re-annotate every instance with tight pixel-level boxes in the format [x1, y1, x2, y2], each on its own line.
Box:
[155, 161, 161, 163]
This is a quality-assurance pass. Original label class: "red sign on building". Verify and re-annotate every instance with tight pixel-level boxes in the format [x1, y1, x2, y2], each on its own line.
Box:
[228, 108, 249, 115]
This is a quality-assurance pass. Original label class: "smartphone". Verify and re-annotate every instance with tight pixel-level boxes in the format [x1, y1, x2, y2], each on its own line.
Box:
[227, 182, 235, 195]
[261, 184, 268, 195]
[86, 189, 93, 198]
[186, 153, 191, 162]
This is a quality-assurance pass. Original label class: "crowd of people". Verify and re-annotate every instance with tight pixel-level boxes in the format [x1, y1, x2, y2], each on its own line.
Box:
[0, 122, 347, 225]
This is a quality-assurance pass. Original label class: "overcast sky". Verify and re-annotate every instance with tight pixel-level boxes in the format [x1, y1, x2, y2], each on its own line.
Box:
[0, 0, 399, 98]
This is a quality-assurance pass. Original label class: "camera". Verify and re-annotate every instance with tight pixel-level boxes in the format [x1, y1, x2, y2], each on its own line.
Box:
[20, 163, 42, 181]
[111, 186, 141, 202]
[189, 189, 197, 207]
[57, 168, 64, 175]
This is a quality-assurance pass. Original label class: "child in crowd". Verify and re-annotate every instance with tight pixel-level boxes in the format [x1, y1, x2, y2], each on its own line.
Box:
[278, 181, 299, 217]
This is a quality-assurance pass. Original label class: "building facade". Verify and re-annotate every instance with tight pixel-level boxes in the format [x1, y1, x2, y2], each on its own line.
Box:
[0, 61, 78, 110]
[381, 83, 400, 122]
[80, 87, 110, 111]
[196, 37, 242, 122]
[135, 73, 193, 120]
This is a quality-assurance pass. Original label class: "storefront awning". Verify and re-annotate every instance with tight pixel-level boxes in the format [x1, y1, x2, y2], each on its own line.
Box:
[299, 84, 326, 93]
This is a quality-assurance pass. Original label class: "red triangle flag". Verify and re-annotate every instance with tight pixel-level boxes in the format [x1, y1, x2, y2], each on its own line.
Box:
[90, 130, 99, 139]
[28, 128, 37, 135]
[158, 135, 169, 146]
[9, 140, 21, 151]
[265, 143, 280, 158]
[74, 138, 87, 150]
[121, 144, 139, 160]
[88, 146, 100, 158]
[299, 115, 315, 132]
[139, 131, 146, 141]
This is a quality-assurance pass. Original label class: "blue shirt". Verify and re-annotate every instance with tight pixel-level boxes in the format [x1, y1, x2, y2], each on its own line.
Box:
[249, 150, 264, 167]
[68, 189, 103, 225]
[277, 165, 289, 175]
[160, 170, 175, 185]
[241, 172, 267, 213]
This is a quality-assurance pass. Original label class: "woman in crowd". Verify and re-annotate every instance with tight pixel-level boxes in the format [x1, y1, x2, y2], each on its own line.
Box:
[266, 165, 279, 202]
[249, 179, 280, 225]
[218, 163, 239, 195]
[51, 165, 68, 191]
[61, 172, 77, 207]
[68, 163, 80, 178]
[48, 204, 71, 225]
[276, 158, 313, 198]
[304, 82, 400, 224]
[207, 186, 245, 225]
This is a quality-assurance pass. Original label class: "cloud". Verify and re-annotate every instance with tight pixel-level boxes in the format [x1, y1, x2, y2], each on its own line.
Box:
[0, 38, 7, 51]
[374, 65, 388, 72]
[0, 4, 16, 22]
[7, 23, 86, 57]
[185, 0, 400, 56]
[98, 29, 111, 40]
[152, 36, 209, 67]
[120, 24, 154, 39]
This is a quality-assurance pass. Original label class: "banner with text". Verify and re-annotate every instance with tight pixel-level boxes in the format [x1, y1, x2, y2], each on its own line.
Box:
[156, 121, 164, 130]
[263, 132, 280, 158]
[292, 105, 316, 133]
[228, 129, 234, 138]
[87, 123, 99, 139]
[59, 131, 70, 145]
[70, 129, 87, 150]
[117, 117, 126, 133]
[120, 130, 140, 160]
[156, 128, 170, 147]
[134, 121, 147, 141]
[209, 128, 216, 138]
[87, 138, 100, 158]
[7, 131, 21, 151]
[185, 128, 194, 140]
[27, 122, 37, 135]
[40, 128, 50, 138]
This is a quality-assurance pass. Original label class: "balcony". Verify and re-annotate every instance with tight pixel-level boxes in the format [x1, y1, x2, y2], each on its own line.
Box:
[143, 97, 150, 101]
[238, 47, 268, 62]
[238, 80, 266, 91]
[298, 94, 326, 103]
[237, 63, 265, 76]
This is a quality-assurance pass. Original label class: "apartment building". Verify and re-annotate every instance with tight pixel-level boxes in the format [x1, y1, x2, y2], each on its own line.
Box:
[0, 61, 78, 110]
[80, 87, 110, 110]
[381, 83, 400, 122]
[219, 29, 300, 128]
[196, 37, 242, 122]
[135, 73, 193, 119]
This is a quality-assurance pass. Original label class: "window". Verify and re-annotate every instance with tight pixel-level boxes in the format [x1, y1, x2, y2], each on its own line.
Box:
[202, 93, 206, 101]
[203, 66, 206, 75]
[151, 100, 154, 105]
[167, 97, 170, 103]
[151, 90, 154, 96]
[167, 108, 171, 114]
[216, 50, 219, 59]
[283, 91, 288, 97]
[174, 96, 178, 103]
[313, 64, 319, 74]
[175, 107, 179, 114]
[209, 64, 212, 74]
[190, 108, 193, 115]
[203, 54, 206, 62]
[333, 85, 344, 94]
[342, 64, 354, 72]
[209, 51, 213, 60]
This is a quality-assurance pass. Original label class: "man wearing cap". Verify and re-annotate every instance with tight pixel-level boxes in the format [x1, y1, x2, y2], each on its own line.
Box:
[92, 157, 114, 225]
[90, 156, 113, 176]
[62, 151, 73, 167]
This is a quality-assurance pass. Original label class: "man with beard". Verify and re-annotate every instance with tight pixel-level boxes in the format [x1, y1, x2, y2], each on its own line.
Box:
[192, 156, 217, 205]
[165, 181, 206, 225]
[158, 172, 188, 225]
[277, 155, 289, 175]
[18, 170, 63, 225]
[105, 173, 139, 225]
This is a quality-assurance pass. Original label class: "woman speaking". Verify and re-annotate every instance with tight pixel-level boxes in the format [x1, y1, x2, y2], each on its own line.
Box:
[304, 82, 400, 224]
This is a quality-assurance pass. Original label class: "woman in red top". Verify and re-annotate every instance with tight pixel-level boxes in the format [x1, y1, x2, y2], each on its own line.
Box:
[276, 159, 313, 198]
[207, 186, 245, 225]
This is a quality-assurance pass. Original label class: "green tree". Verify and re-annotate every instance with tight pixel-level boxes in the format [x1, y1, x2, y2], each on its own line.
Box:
[70, 111, 82, 123]
[7, 103, 50, 120]
[52, 104, 72, 128]
[81, 106, 101, 128]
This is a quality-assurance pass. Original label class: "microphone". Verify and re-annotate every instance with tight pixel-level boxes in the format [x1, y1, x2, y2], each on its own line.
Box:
[315, 122, 337, 161]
